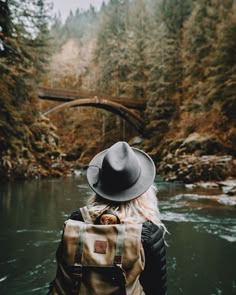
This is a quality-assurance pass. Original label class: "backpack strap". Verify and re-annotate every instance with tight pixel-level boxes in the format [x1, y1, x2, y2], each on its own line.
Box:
[75, 222, 87, 264]
[114, 224, 125, 266]
[114, 224, 127, 295]
[70, 222, 88, 294]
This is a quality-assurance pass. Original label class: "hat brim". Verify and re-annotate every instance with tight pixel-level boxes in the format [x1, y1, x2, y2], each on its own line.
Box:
[87, 147, 156, 202]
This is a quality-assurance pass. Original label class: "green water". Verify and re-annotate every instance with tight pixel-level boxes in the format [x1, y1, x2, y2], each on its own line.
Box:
[0, 174, 235, 294]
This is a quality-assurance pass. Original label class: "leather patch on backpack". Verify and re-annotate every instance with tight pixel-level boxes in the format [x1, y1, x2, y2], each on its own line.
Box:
[94, 240, 108, 254]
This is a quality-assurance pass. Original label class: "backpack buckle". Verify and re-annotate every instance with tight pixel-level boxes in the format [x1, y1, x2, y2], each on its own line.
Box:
[71, 265, 83, 278]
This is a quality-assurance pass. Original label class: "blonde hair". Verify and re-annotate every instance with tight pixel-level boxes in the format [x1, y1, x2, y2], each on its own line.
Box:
[86, 185, 166, 233]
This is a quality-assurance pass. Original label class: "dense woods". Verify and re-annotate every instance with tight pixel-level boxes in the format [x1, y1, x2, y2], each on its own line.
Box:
[0, 0, 235, 182]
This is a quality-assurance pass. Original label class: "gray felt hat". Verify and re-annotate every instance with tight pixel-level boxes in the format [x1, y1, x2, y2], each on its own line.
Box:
[86, 141, 156, 202]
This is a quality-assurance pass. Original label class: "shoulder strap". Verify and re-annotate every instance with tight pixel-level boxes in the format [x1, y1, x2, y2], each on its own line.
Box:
[79, 206, 93, 223]
[115, 224, 125, 266]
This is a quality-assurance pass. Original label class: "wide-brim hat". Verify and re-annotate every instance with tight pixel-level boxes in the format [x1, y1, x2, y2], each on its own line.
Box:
[86, 141, 156, 202]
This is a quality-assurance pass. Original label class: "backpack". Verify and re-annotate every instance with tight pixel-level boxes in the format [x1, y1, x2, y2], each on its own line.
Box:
[50, 206, 145, 295]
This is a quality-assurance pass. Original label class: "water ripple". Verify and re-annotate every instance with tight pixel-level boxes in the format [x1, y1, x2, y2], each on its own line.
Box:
[168, 193, 236, 207]
[16, 229, 58, 234]
[0, 276, 8, 283]
[194, 224, 236, 242]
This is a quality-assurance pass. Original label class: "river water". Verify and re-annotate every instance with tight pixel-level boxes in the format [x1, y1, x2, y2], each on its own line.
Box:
[0, 173, 235, 295]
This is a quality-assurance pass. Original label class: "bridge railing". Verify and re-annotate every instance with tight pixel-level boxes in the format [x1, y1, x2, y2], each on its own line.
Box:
[38, 87, 146, 110]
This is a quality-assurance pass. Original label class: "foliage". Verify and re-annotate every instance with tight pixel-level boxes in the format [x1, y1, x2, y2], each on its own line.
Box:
[45, 0, 236, 160]
[182, 0, 236, 120]
[0, 0, 55, 179]
[94, 0, 130, 95]
[1, 0, 236, 179]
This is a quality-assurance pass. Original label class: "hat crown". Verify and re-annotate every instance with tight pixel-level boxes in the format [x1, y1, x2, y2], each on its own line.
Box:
[86, 141, 155, 202]
[101, 142, 141, 191]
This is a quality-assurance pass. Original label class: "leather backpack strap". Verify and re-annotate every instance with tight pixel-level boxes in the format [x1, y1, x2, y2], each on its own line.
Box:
[114, 224, 125, 265]
[114, 224, 127, 295]
[70, 222, 87, 294]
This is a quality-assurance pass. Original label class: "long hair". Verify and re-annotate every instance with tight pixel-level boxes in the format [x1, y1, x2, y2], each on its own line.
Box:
[86, 185, 167, 233]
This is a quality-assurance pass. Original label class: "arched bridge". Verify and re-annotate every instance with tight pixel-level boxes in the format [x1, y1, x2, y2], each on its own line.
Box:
[38, 87, 146, 133]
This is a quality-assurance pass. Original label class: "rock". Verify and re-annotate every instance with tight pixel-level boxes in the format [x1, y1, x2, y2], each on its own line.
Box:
[157, 154, 236, 183]
[194, 182, 220, 189]
[217, 180, 236, 195]
[182, 132, 202, 144]
[226, 187, 236, 196]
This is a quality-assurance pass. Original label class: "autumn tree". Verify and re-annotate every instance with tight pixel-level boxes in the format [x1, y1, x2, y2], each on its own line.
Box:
[0, 0, 53, 179]
[182, 0, 235, 113]
[124, 0, 149, 99]
[145, 0, 192, 130]
[94, 0, 130, 95]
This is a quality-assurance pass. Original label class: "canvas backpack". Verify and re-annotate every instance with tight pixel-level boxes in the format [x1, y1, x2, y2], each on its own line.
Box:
[51, 206, 145, 295]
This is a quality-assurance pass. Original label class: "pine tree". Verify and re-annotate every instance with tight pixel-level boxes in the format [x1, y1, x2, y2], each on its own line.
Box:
[182, 0, 234, 111]
[50, 13, 64, 50]
[125, 0, 149, 99]
[94, 0, 129, 95]
[0, 0, 53, 178]
[204, 3, 236, 121]
[0, 0, 52, 89]
[61, 5, 97, 45]
[145, 0, 192, 124]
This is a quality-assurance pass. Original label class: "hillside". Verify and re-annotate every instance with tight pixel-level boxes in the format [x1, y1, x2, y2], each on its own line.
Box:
[0, 0, 235, 183]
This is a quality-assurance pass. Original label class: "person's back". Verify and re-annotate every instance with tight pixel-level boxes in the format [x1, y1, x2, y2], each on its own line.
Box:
[48, 141, 167, 295]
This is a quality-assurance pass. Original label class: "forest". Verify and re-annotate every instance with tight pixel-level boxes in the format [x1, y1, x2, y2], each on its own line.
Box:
[0, 0, 235, 183]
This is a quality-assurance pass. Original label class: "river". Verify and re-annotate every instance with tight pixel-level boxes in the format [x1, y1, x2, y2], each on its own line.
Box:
[0, 173, 235, 295]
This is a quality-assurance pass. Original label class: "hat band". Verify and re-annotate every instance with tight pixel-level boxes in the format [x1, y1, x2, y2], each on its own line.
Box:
[86, 165, 101, 187]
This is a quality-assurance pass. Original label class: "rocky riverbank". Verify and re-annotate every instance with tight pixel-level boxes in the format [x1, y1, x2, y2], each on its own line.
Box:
[158, 154, 235, 183]
[1, 114, 235, 189]
[138, 132, 236, 184]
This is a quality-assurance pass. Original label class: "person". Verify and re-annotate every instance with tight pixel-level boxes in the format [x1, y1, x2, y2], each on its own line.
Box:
[48, 141, 167, 295]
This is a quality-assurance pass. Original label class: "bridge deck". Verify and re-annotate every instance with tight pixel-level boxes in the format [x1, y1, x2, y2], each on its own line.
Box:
[38, 87, 146, 110]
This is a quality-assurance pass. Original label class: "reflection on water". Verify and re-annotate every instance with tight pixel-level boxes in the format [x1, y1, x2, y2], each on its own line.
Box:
[0, 174, 235, 295]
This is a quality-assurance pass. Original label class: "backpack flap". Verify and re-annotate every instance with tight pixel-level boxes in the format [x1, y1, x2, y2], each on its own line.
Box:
[57, 219, 144, 294]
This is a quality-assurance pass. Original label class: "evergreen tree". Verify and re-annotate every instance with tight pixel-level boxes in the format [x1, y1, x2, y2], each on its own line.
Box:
[0, 0, 53, 178]
[1, 0, 52, 90]
[94, 0, 129, 95]
[145, 0, 192, 124]
[61, 5, 97, 45]
[182, 0, 234, 111]
[125, 0, 149, 99]
[204, 3, 236, 121]
[50, 13, 64, 50]
[159, 0, 192, 34]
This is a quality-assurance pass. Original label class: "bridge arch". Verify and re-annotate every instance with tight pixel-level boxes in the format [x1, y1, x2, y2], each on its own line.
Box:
[42, 97, 145, 133]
